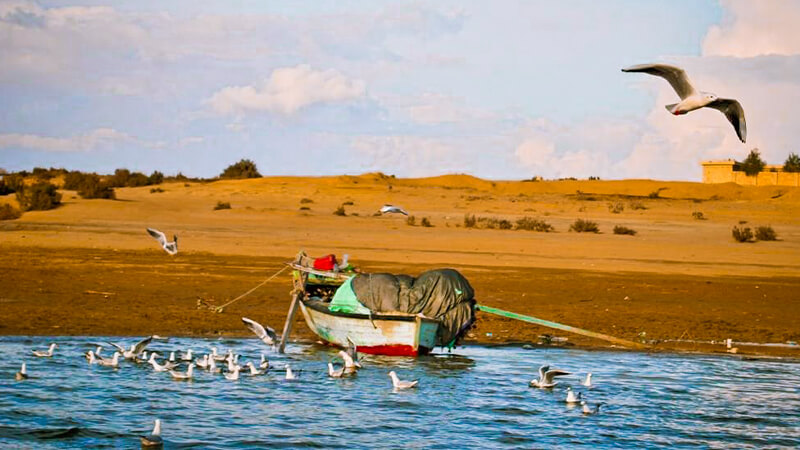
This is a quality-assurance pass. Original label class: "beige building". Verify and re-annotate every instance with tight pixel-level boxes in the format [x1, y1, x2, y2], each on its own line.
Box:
[701, 160, 800, 186]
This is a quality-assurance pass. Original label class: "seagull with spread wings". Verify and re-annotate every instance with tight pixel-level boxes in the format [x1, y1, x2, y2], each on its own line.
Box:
[622, 63, 746, 143]
[146, 228, 178, 255]
[241, 317, 278, 347]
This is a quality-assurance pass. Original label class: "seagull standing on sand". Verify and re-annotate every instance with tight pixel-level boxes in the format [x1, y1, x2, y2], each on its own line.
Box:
[241, 317, 278, 347]
[15, 363, 27, 380]
[529, 365, 570, 388]
[582, 373, 593, 388]
[146, 228, 178, 255]
[565, 387, 583, 404]
[389, 371, 418, 390]
[622, 63, 746, 143]
[32, 343, 57, 358]
[380, 204, 409, 216]
[140, 419, 163, 448]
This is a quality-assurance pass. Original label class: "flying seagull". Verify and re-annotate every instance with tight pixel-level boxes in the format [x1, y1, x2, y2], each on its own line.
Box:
[622, 63, 746, 143]
[241, 317, 278, 347]
[345, 337, 362, 369]
[32, 343, 57, 358]
[108, 336, 153, 360]
[389, 370, 418, 390]
[140, 419, 163, 448]
[529, 365, 570, 388]
[146, 228, 178, 255]
[380, 204, 409, 216]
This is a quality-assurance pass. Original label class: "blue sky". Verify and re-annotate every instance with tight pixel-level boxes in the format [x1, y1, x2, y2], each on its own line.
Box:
[1, 0, 798, 180]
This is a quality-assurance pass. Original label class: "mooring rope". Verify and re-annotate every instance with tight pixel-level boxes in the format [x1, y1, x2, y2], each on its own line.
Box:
[213, 265, 290, 311]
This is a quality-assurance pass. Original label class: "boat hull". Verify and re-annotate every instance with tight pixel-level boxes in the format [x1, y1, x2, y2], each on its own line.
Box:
[299, 300, 439, 356]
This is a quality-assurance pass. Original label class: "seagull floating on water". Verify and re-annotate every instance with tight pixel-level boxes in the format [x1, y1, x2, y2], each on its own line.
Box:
[345, 337, 362, 369]
[529, 365, 570, 388]
[146, 228, 178, 255]
[95, 352, 120, 368]
[582, 401, 605, 415]
[328, 362, 346, 378]
[389, 371, 418, 390]
[225, 366, 240, 381]
[85, 345, 103, 362]
[241, 317, 278, 347]
[284, 365, 299, 380]
[32, 343, 57, 358]
[180, 349, 193, 362]
[169, 363, 195, 381]
[259, 354, 269, 371]
[15, 363, 28, 381]
[148, 354, 177, 372]
[245, 362, 265, 376]
[140, 419, 163, 448]
[622, 63, 746, 143]
[380, 204, 409, 216]
[582, 373, 593, 387]
[565, 387, 583, 404]
[195, 355, 210, 369]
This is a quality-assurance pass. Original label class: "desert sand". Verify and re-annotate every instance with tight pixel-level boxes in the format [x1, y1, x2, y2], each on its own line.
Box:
[1, 174, 799, 356]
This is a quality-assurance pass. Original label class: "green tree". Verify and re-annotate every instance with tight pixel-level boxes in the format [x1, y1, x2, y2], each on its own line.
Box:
[739, 149, 766, 176]
[16, 182, 62, 211]
[148, 170, 164, 185]
[220, 159, 261, 179]
[783, 153, 800, 173]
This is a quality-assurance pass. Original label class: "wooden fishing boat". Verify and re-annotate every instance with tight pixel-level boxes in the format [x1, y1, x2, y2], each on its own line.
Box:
[282, 263, 440, 356]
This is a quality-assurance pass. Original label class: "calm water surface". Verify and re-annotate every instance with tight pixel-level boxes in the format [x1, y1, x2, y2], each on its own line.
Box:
[1, 336, 799, 448]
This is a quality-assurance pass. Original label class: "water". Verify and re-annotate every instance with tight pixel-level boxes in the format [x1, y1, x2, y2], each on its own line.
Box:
[1, 336, 799, 449]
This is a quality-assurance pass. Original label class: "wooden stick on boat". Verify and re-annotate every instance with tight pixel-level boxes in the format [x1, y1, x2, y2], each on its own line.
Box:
[476, 304, 649, 349]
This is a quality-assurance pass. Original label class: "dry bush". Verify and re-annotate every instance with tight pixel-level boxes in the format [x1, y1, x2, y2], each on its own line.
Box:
[732, 226, 754, 243]
[479, 217, 512, 230]
[628, 201, 647, 210]
[569, 218, 599, 233]
[300, 198, 314, 204]
[150, 187, 165, 193]
[16, 182, 62, 211]
[0, 204, 22, 220]
[613, 225, 637, 236]
[464, 214, 477, 228]
[608, 202, 624, 214]
[299, 206, 310, 211]
[421, 217, 433, 227]
[220, 159, 261, 179]
[333, 205, 346, 216]
[692, 211, 706, 220]
[406, 215, 416, 226]
[76, 174, 115, 199]
[515, 217, 554, 232]
[755, 226, 777, 241]
[213, 201, 231, 210]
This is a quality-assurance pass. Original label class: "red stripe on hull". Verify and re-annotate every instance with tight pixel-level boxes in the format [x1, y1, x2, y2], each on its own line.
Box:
[328, 343, 431, 356]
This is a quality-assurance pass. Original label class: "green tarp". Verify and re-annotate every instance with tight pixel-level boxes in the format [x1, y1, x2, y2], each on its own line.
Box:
[328, 277, 372, 314]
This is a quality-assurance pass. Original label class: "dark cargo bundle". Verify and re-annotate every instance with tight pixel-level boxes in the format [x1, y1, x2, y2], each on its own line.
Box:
[351, 268, 476, 347]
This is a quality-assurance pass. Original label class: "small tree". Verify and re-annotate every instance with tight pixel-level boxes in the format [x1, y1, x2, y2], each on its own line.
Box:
[148, 170, 165, 185]
[77, 174, 116, 199]
[739, 149, 766, 176]
[220, 159, 261, 179]
[783, 153, 800, 173]
[16, 182, 62, 211]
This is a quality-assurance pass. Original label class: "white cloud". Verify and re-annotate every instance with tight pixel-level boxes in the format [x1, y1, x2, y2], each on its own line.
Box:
[209, 65, 366, 116]
[379, 92, 500, 125]
[0, 128, 133, 152]
[703, 0, 800, 57]
[350, 135, 464, 176]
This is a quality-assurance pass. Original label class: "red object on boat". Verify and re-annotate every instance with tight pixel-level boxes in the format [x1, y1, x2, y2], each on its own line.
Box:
[313, 254, 337, 271]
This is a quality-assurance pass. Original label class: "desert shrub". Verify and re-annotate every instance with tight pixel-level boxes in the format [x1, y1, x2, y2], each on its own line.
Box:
[0, 204, 22, 220]
[109, 168, 130, 187]
[214, 201, 231, 210]
[569, 218, 599, 233]
[613, 225, 637, 236]
[16, 182, 61, 211]
[783, 153, 800, 173]
[299, 206, 310, 211]
[0, 178, 14, 195]
[515, 217, 554, 232]
[755, 226, 777, 241]
[406, 215, 416, 226]
[608, 202, 624, 214]
[220, 159, 261, 179]
[76, 174, 116, 199]
[150, 187, 165, 193]
[738, 220, 748, 224]
[300, 198, 314, 204]
[149, 171, 164, 185]
[692, 211, 706, 220]
[739, 149, 766, 176]
[63, 171, 85, 190]
[628, 200, 647, 210]
[342, 201, 354, 206]
[32, 167, 54, 180]
[732, 226, 754, 243]
[421, 217, 433, 227]
[479, 217, 512, 230]
[126, 172, 150, 187]
[464, 214, 477, 228]
[1, 173, 24, 193]
[648, 188, 667, 199]
[333, 205, 346, 216]
[588, 176, 601, 180]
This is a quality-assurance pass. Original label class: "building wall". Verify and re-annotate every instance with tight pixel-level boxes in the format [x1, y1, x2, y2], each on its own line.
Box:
[701, 161, 800, 186]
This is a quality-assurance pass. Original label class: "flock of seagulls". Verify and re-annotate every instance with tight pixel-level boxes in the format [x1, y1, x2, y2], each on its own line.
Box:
[529, 365, 604, 416]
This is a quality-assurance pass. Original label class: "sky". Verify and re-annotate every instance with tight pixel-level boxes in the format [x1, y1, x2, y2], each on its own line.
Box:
[1, 0, 798, 180]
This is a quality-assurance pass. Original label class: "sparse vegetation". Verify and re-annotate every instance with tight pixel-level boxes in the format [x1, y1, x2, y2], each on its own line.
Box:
[300, 198, 314, 204]
[342, 201, 354, 206]
[299, 206, 310, 211]
[648, 187, 667, 199]
[76, 174, 116, 199]
[613, 225, 637, 236]
[406, 215, 416, 226]
[569, 218, 599, 233]
[755, 226, 777, 241]
[732, 226, 754, 243]
[464, 214, 477, 228]
[783, 153, 800, 173]
[421, 217, 433, 227]
[608, 202, 624, 214]
[15, 182, 62, 211]
[214, 201, 231, 210]
[515, 217, 554, 232]
[333, 205, 346, 216]
[479, 217, 512, 230]
[0, 204, 22, 220]
[692, 211, 706, 220]
[150, 187, 165, 193]
[739, 149, 766, 176]
[220, 159, 261, 179]
[628, 201, 647, 210]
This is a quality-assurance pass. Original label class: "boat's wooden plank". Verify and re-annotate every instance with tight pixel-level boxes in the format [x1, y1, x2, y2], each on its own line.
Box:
[278, 270, 308, 353]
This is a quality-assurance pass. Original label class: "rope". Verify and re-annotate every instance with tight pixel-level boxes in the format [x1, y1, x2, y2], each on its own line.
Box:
[215, 265, 290, 311]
